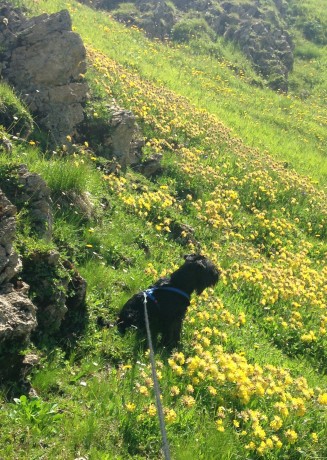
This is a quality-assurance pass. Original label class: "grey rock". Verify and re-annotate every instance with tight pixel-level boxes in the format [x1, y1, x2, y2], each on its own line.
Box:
[134, 154, 163, 177]
[85, 104, 143, 170]
[0, 189, 21, 284]
[112, 0, 178, 39]
[0, 282, 37, 382]
[0, 136, 12, 153]
[21, 249, 69, 333]
[16, 164, 53, 240]
[57, 190, 95, 220]
[0, 190, 38, 381]
[0, 283, 37, 341]
[109, 108, 140, 169]
[0, 3, 88, 143]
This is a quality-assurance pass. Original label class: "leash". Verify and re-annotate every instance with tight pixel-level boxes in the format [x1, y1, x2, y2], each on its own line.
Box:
[143, 292, 171, 460]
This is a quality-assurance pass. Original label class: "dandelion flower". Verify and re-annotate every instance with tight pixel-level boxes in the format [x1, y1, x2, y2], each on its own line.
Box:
[216, 419, 225, 432]
[311, 433, 318, 443]
[317, 393, 327, 405]
[147, 404, 157, 417]
[170, 386, 180, 397]
[181, 395, 195, 407]
[125, 402, 136, 412]
[285, 429, 298, 444]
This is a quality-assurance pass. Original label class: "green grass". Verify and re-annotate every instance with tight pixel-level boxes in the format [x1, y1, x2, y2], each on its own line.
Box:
[1, 1, 326, 459]
[0, 81, 33, 134]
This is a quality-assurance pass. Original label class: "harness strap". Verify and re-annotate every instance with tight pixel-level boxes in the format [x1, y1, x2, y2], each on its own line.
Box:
[145, 288, 159, 304]
[145, 286, 190, 304]
[158, 286, 190, 301]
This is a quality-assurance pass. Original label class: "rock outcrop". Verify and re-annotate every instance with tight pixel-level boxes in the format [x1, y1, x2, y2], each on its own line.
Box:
[0, 3, 88, 143]
[0, 2, 145, 167]
[21, 249, 69, 335]
[134, 0, 177, 39]
[102, 0, 178, 39]
[94, 0, 294, 91]
[178, 0, 294, 91]
[0, 189, 37, 381]
[83, 105, 144, 170]
[0, 164, 53, 240]
[0, 190, 21, 284]
[208, 2, 294, 91]
[0, 164, 87, 337]
[0, 165, 87, 382]
[19, 249, 85, 339]
[133, 154, 163, 178]
[108, 107, 143, 169]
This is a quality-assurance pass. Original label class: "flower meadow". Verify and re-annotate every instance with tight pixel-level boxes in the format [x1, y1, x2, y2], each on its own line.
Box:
[85, 47, 327, 458]
[3, 1, 327, 459]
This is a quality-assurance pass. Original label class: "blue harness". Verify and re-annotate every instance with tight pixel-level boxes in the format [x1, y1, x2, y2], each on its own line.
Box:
[144, 286, 190, 305]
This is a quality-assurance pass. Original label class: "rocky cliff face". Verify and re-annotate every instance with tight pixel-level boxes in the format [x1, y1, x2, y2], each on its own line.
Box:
[0, 164, 53, 240]
[0, 165, 88, 382]
[0, 189, 37, 381]
[105, 0, 178, 39]
[0, 2, 144, 167]
[0, 3, 88, 143]
[206, 1, 294, 91]
[96, 0, 294, 91]
[0, 191, 21, 286]
[0, 2, 143, 384]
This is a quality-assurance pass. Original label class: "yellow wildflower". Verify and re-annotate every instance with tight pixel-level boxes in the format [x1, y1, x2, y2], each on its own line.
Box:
[317, 393, 327, 405]
[186, 384, 194, 393]
[181, 395, 195, 407]
[245, 441, 256, 450]
[170, 386, 180, 397]
[285, 429, 298, 444]
[270, 415, 283, 431]
[125, 402, 136, 412]
[216, 419, 225, 432]
[165, 408, 177, 423]
[311, 433, 318, 443]
[138, 386, 149, 396]
[208, 386, 217, 396]
[147, 404, 157, 417]
[253, 425, 266, 440]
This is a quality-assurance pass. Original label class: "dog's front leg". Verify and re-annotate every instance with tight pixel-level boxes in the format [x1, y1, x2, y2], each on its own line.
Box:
[161, 319, 183, 350]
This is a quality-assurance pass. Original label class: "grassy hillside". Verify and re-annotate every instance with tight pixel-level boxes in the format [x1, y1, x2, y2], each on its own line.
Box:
[14, 0, 327, 186]
[1, 1, 326, 459]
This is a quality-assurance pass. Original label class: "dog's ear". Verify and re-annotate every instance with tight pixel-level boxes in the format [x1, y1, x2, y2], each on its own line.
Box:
[184, 253, 204, 262]
[184, 254, 194, 261]
[184, 254, 208, 270]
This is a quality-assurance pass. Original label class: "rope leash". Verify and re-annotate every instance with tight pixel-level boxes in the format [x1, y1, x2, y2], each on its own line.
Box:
[143, 292, 171, 460]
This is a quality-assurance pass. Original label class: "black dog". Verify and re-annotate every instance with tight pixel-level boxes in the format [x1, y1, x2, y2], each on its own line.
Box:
[117, 254, 220, 349]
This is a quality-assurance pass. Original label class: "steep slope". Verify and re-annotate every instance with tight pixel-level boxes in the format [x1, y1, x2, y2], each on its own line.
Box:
[1, 1, 326, 459]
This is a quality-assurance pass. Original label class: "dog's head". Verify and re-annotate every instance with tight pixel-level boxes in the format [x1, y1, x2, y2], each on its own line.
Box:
[171, 254, 220, 295]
